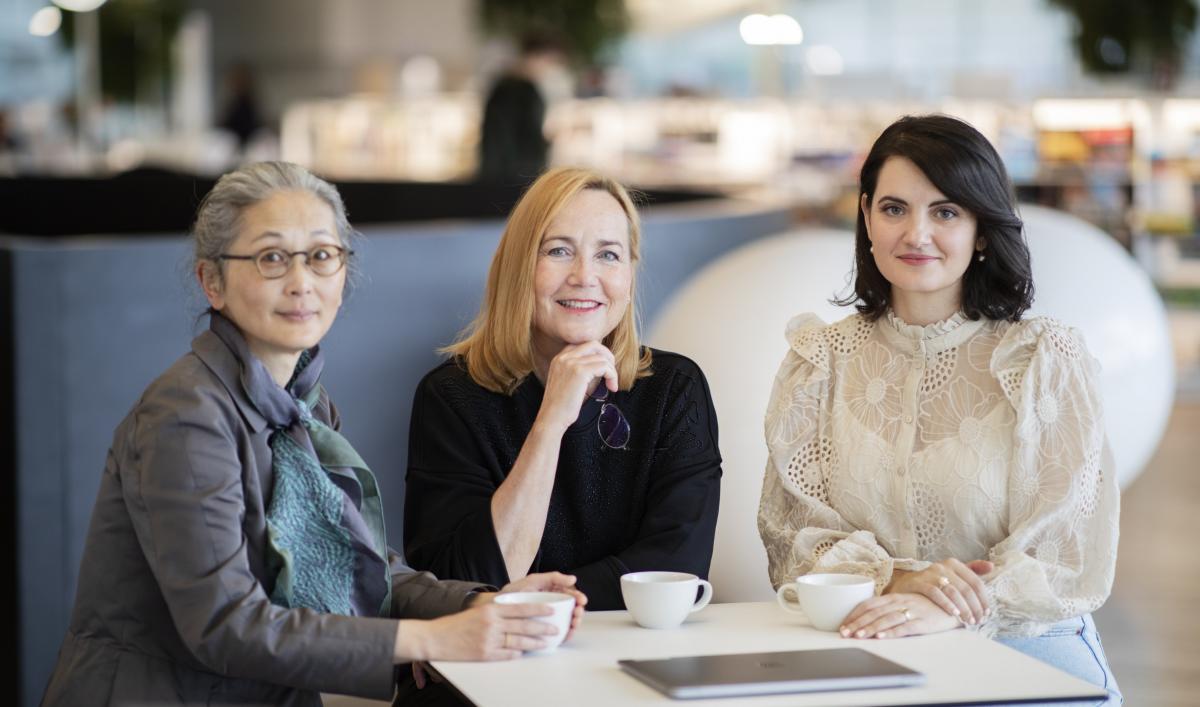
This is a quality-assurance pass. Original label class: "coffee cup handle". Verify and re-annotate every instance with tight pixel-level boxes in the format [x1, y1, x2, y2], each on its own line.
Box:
[776, 583, 805, 614]
[691, 580, 713, 613]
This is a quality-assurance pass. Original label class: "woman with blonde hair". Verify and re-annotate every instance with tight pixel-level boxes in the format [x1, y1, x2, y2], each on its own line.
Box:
[404, 167, 722, 610]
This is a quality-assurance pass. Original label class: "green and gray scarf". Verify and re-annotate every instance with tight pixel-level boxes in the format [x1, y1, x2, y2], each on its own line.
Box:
[211, 312, 392, 617]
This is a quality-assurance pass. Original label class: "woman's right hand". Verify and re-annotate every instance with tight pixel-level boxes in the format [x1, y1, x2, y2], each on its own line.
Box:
[841, 592, 961, 639]
[398, 601, 559, 662]
[885, 559, 993, 626]
[536, 341, 618, 433]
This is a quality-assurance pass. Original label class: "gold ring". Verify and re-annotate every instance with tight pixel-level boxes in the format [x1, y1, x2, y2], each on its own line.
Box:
[502, 633, 510, 649]
[938, 576, 951, 587]
[902, 608, 914, 622]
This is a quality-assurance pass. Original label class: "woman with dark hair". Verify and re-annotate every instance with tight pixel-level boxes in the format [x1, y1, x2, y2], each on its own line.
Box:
[758, 115, 1121, 702]
[40, 162, 584, 707]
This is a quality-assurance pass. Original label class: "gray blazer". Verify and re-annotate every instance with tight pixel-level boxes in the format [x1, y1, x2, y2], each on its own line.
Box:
[41, 330, 481, 706]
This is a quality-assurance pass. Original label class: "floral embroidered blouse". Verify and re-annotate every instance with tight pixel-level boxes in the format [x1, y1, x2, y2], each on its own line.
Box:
[757, 310, 1119, 638]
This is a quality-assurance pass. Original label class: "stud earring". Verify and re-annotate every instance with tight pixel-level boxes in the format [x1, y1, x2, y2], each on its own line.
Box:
[977, 252, 986, 263]
[869, 245, 874, 253]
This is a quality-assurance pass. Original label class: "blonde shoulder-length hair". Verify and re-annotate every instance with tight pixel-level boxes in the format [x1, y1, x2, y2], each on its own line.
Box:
[443, 167, 653, 394]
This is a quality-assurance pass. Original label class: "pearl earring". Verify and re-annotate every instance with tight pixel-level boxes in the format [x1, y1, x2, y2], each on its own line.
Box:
[977, 252, 986, 262]
[869, 246, 874, 253]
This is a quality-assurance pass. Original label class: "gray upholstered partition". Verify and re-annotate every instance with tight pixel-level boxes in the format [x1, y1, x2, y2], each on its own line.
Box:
[6, 198, 790, 704]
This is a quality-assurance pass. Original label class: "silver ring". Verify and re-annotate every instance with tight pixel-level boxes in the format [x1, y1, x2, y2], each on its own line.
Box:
[901, 608, 914, 622]
[938, 576, 951, 587]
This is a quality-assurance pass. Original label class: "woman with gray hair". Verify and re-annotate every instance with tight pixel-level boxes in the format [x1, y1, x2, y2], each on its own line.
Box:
[40, 161, 584, 706]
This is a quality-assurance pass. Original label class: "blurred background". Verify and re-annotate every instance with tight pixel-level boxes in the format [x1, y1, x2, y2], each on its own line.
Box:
[3, 1, 1199, 705]
[7, 0, 1200, 285]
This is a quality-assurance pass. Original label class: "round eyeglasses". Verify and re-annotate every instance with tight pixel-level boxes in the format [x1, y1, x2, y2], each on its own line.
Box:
[590, 384, 631, 450]
[219, 245, 353, 279]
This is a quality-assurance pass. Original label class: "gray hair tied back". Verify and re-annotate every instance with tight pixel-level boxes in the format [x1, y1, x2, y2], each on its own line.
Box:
[191, 161, 361, 291]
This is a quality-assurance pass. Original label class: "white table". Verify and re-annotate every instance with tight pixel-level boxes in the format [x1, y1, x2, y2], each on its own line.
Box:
[431, 602, 1106, 706]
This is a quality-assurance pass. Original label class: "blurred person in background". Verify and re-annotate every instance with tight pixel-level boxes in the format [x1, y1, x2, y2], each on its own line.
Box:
[220, 63, 265, 151]
[0, 108, 17, 174]
[477, 32, 566, 185]
[0, 109, 18, 151]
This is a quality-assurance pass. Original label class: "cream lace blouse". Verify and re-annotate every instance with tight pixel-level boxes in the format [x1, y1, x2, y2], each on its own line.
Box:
[757, 311, 1119, 638]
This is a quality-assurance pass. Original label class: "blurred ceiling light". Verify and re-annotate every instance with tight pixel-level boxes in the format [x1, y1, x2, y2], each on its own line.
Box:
[805, 45, 843, 75]
[740, 13, 803, 46]
[770, 14, 803, 44]
[29, 6, 62, 36]
[739, 14, 771, 45]
[51, 0, 108, 12]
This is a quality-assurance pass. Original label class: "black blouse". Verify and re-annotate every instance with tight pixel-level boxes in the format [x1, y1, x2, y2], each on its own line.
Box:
[403, 349, 722, 610]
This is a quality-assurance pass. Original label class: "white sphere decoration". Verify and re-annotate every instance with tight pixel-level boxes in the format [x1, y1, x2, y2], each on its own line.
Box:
[648, 209, 1173, 602]
[649, 230, 856, 602]
[1020, 204, 1175, 488]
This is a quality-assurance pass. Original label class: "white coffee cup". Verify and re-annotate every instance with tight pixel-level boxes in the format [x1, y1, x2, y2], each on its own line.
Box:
[620, 571, 713, 629]
[493, 591, 575, 654]
[775, 573, 875, 631]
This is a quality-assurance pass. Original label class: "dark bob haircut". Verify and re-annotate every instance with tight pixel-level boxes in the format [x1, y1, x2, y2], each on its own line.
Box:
[838, 114, 1034, 322]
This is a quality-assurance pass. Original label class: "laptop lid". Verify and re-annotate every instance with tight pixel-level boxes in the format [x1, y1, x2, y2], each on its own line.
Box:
[618, 647, 925, 699]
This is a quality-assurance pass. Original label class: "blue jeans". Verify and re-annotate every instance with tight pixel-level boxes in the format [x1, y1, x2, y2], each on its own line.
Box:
[996, 613, 1122, 705]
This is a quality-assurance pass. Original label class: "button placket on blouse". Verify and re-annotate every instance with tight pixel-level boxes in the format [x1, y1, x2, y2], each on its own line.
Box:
[894, 341, 926, 543]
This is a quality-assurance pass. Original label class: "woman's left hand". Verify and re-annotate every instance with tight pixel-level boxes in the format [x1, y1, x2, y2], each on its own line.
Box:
[496, 572, 588, 639]
[885, 559, 993, 625]
[839, 592, 960, 639]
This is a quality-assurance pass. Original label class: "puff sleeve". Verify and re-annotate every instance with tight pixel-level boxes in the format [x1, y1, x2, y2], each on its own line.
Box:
[977, 318, 1120, 638]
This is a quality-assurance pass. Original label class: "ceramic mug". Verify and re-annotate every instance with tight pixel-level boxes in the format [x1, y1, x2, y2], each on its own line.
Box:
[620, 571, 713, 629]
[776, 573, 874, 631]
[493, 591, 576, 654]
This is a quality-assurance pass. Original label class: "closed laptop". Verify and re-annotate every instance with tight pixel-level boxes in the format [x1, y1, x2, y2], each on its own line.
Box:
[618, 647, 925, 699]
